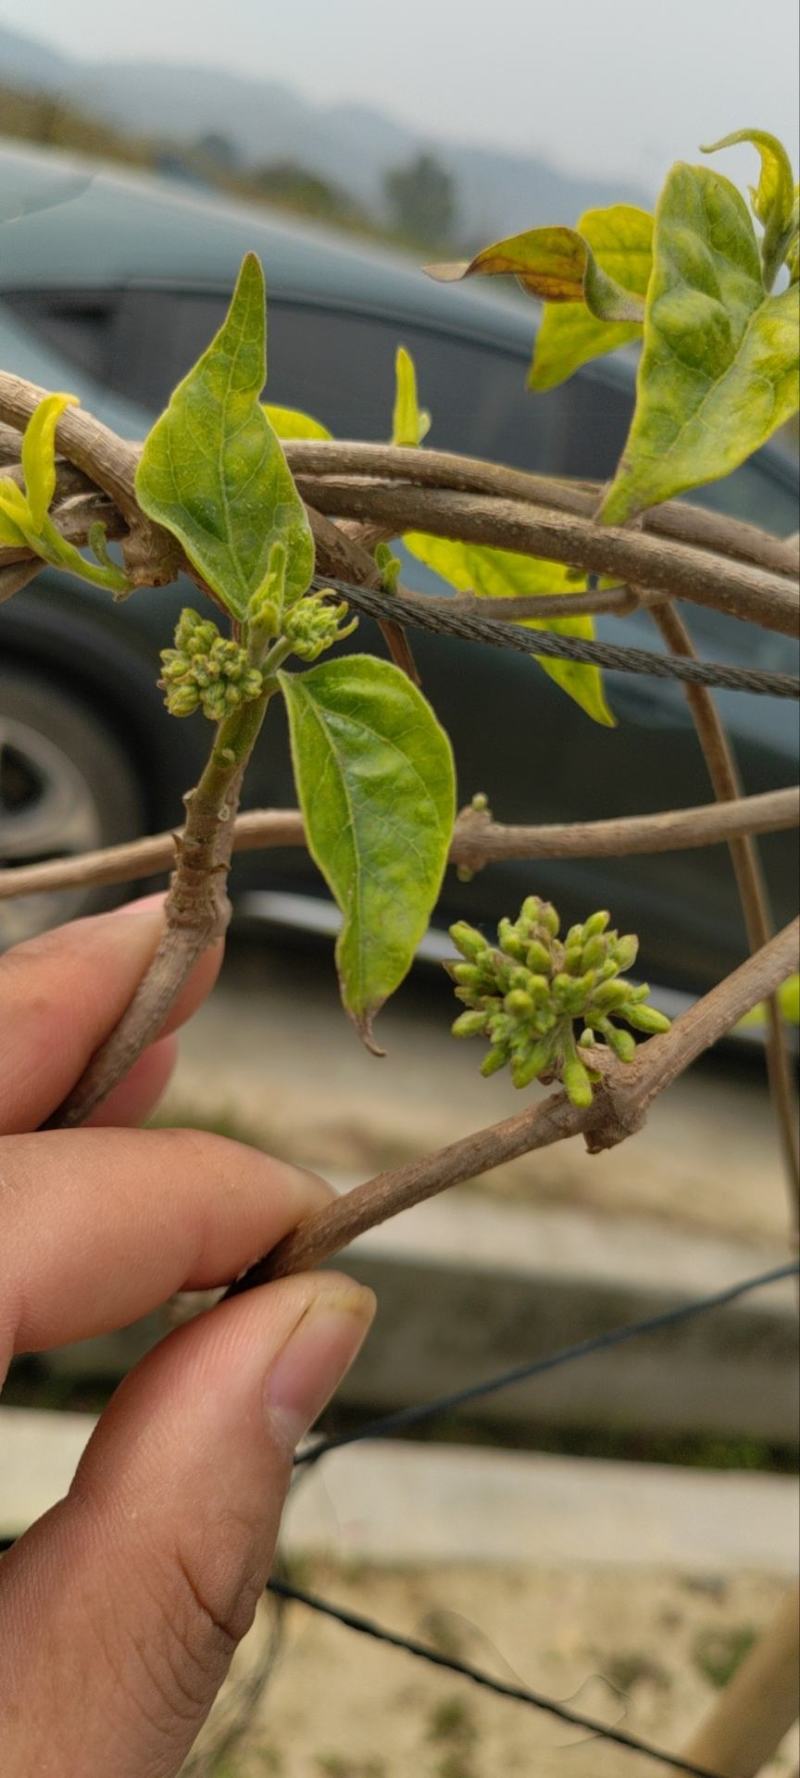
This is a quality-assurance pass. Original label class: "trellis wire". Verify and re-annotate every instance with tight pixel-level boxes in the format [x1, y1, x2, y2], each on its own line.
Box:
[312, 574, 800, 698]
[266, 1577, 724, 1778]
[295, 1259, 800, 1466]
[271, 1259, 799, 1774]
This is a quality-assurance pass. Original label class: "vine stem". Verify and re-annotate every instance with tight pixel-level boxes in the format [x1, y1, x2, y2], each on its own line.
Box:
[651, 601, 800, 1225]
[1, 375, 798, 627]
[45, 689, 275, 1130]
[2, 787, 798, 902]
[224, 917, 799, 1291]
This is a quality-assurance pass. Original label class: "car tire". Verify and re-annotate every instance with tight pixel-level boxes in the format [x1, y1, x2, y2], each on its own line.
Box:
[0, 666, 145, 948]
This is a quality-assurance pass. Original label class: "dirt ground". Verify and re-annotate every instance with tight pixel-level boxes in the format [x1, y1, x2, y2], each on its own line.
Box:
[162, 936, 793, 1250]
[184, 1557, 798, 1778]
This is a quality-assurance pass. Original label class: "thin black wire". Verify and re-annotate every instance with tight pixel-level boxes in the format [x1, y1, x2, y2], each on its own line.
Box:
[312, 574, 800, 699]
[296, 1260, 799, 1466]
[267, 1577, 724, 1778]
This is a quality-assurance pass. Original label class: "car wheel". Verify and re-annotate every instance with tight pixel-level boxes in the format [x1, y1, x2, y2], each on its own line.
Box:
[0, 668, 145, 948]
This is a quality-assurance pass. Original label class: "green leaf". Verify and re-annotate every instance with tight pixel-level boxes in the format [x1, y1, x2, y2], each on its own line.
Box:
[404, 533, 614, 726]
[702, 129, 797, 285]
[21, 391, 77, 530]
[135, 253, 314, 618]
[392, 346, 431, 446]
[600, 163, 800, 525]
[279, 655, 456, 1044]
[530, 206, 653, 391]
[426, 226, 645, 322]
[264, 403, 332, 440]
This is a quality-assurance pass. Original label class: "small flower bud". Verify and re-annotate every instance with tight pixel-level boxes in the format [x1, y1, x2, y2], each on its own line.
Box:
[505, 989, 533, 1015]
[450, 922, 486, 962]
[603, 1023, 637, 1062]
[480, 1046, 507, 1077]
[511, 1038, 553, 1088]
[563, 1056, 593, 1107]
[612, 934, 639, 972]
[622, 1004, 671, 1035]
[582, 910, 611, 940]
[526, 940, 552, 974]
[581, 934, 608, 971]
[452, 1009, 488, 1038]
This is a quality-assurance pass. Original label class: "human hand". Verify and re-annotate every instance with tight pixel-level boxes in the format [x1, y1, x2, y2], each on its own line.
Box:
[0, 898, 375, 1776]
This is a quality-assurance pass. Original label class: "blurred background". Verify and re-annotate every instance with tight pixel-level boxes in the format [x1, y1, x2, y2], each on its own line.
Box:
[1, 6, 798, 1774]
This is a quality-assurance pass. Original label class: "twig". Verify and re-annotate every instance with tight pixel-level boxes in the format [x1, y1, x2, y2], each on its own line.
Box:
[681, 1585, 799, 1777]
[283, 440, 800, 580]
[0, 375, 797, 632]
[2, 787, 797, 901]
[224, 917, 799, 1291]
[3, 419, 796, 578]
[45, 690, 274, 1129]
[652, 602, 799, 1223]
[292, 478, 800, 637]
[0, 559, 44, 604]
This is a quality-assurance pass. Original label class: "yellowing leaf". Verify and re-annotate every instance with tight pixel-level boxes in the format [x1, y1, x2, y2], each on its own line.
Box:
[136, 253, 314, 618]
[0, 478, 30, 546]
[702, 129, 797, 285]
[530, 206, 653, 391]
[21, 391, 78, 530]
[427, 225, 645, 322]
[600, 163, 800, 525]
[264, 403, 332, 440]
[404, 533, 614, 726]
[279, 655, 455, 1044]
[392, 346, 431, 446]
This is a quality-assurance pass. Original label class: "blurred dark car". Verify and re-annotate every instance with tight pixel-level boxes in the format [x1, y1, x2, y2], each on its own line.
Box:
[1, 142, 798, 1000]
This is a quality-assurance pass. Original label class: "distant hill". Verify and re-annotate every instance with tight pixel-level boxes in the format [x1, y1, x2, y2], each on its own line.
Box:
[0, 23, 648, 241]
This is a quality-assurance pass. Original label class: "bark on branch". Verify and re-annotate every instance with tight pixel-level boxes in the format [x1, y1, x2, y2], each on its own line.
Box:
[226, 917, 800, 1290]
[2, 787, 797, 902]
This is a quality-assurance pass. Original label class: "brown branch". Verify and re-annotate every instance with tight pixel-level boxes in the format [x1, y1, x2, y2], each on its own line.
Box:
[0, 377, 797, 634]
[284, 441, 800, 580]
[292, 478, 800, 637]
[652, 602, 799, 1222]
[3, 419, 796, 579]
[45, 691, 274, 1130]
[681, 1585, 799, 1777]
[2, 787, 797, 902]
[226, 917, 800, 1289]
[0, 559, 44, 604]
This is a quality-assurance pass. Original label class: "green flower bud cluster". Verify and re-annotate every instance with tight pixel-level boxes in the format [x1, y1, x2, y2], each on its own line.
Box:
[160, 609, 264, 720]
[447, 896, 671, 1108]
[283, 592, 358, 661]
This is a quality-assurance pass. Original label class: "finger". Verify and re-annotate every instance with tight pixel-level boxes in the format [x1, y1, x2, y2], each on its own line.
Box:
[0, 1272, 375, 1778]
[1, 1127, 332, 1368]
[0, 896, 223, 1134]
[86, 1033, 178, 1128]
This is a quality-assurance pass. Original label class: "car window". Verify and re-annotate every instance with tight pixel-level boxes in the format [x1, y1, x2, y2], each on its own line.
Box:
[1, 290, 118, 383]
[7, 282, 798, 540]
[101, 287, 567, 473]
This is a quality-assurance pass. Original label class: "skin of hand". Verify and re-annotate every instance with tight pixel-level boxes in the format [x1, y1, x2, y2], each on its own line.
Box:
[0, 896, 376, 1777]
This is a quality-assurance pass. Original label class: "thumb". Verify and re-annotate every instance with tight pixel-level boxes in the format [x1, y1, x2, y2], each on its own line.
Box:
[0, 1274, 374, 1778]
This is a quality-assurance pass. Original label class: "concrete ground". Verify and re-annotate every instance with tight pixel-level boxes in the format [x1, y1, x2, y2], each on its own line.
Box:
[4, 1412, 797, 1778]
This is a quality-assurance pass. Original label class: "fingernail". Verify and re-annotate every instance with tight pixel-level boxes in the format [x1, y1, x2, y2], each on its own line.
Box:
[266, 1286, 376, 1448]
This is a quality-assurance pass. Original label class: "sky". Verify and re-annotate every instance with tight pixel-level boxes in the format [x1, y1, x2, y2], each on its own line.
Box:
[1, 0, 798, 188]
